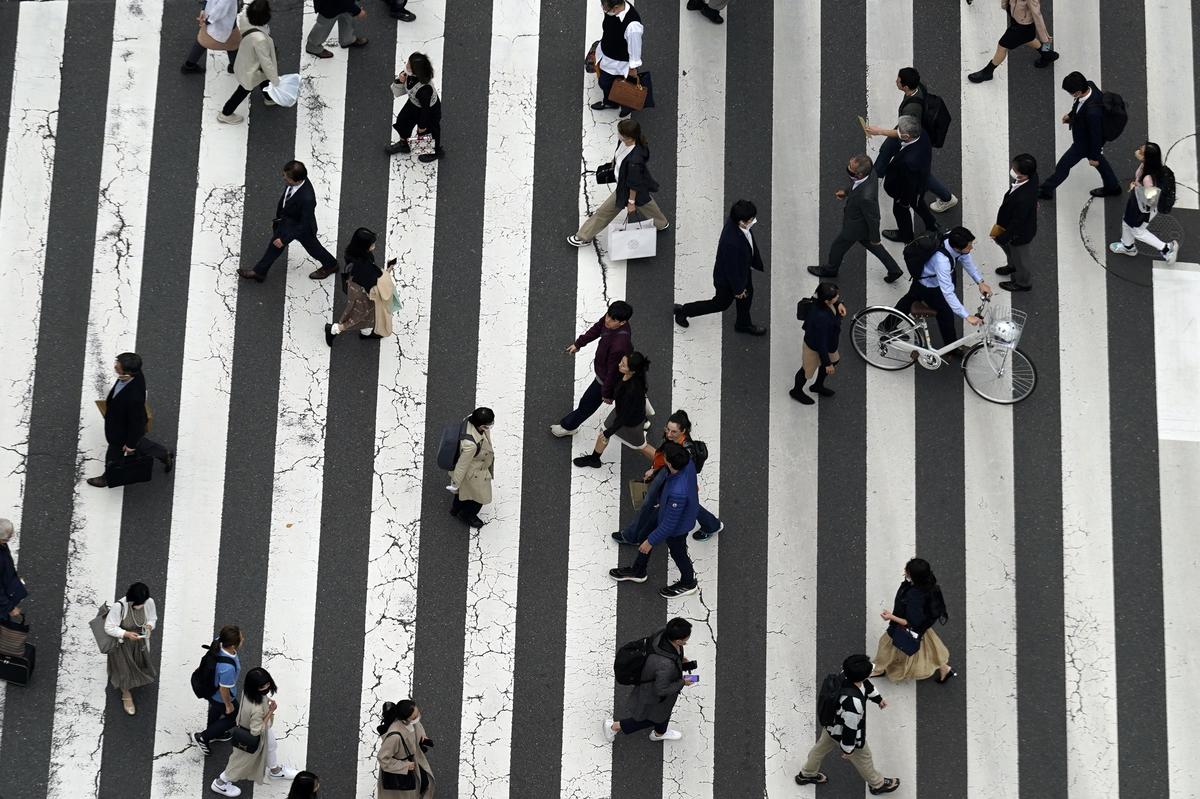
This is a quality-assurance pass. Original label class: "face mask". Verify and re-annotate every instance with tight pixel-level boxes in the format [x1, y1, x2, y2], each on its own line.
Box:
[1009, 169, 1021, 182]
[407, 715, 420, 728]
[847, 168, 860, 180]
[743, 218, 757, 230]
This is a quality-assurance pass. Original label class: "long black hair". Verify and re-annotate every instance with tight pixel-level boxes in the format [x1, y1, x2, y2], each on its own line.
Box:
[241, 667, 277, 706]
[625, 351, 650, 395]
[287, 771, 320, 798]
[906, 557, 949, 624]
[376, 699, 417, 734]
[1141, 141, 1165, 184]
[345, 227, 377, 262]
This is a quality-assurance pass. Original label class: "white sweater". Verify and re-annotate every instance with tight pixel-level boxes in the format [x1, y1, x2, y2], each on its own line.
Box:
[104, 597, 158, 640]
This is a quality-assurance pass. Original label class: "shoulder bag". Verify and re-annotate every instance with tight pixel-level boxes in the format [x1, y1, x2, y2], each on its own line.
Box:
[379, 730, 418, 790]
[89, 603, 119, 655]
[231, 701, 262, 753]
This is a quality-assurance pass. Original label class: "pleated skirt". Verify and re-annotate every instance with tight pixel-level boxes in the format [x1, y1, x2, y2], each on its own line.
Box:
[872, 627, 950, 683]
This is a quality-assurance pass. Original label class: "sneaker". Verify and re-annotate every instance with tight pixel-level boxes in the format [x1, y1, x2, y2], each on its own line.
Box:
[603, 718, 618, 743]
[611, 532, 636, 545]
[211, 732, 233, 743]
[693, 522, 723, 541]
[573, 453, 602, 468]
[660, 581, 699, 598]
[549, 424, 577, 438]
[567, 235, 589, 247]
[1163, 241, 1180, 265]
[210, 778, 242, 797]
[268, 765, 300, 780]
[869, 777, 901, 795]
[191, 732, 211, 756]
[216, 112, 244, 125]
[929, 194, 958, 213]
[608, 567, 647, 583]
[1108, 241, 1137, 257]
[648, 729, 682, 741]
[657, 221, 670, 232]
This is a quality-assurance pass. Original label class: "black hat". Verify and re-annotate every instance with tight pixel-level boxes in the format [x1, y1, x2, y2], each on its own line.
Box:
[842, 654, 873, 682]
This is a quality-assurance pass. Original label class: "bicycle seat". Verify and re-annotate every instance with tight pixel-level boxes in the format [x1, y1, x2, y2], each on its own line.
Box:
[909, 301, 938, 317]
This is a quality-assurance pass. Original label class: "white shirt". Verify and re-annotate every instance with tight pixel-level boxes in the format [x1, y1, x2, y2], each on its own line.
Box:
[899, 134, 919, 150]
[596, 3, 644, 75]
[918, 244, 984, 318]
[851, 175, 869, 191]
[613, 141, 635, 172]
[740, 225, 754, 252]
[282, 180, 305, 205]
[111, 377, 130, 397]
[1008, 177, 1028, 195]
[203, 0, 239, 44]
[104, 597, 158, 640]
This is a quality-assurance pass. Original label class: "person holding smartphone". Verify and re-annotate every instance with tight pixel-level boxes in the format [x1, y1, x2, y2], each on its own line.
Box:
[103, 582, 158, 716]
[325, 228, 391, 346]
[386, 53, 443, 162]
[604, 617, 695, 743]
[376, 699, 435, 797]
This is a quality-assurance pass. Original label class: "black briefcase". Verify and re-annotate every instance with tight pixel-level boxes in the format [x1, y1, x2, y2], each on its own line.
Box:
[104, 453, 154, 488]
[0, 642, 36, 686]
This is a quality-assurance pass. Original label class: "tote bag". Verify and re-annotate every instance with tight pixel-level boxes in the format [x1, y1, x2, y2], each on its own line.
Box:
[89, 603, 119, 655]
[608, 216, 657, 261]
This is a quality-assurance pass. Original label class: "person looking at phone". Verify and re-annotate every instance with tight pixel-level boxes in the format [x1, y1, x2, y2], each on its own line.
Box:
[604, 617, 695, 743]
[103, 582, 158, 716]
[324, 228, 396, 345]
[376, 699, 435, 797]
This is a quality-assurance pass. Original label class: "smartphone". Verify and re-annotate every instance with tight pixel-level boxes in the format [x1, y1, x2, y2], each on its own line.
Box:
[683, 675, 699, 685]
[387, 257, 398, 268]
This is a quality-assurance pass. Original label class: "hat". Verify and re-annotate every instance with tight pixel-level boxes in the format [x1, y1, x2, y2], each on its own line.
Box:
[842, 654, 873, 682]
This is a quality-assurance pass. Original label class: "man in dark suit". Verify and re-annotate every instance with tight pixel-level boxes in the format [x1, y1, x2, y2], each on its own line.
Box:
[1038, 71, 1120, 200]
[808, 154, 903, 283]
[674, 199, 767, 336]
[240, 160, 339, 283]
[880, 116, 937, 244]
[993, 153, 1039, 292]
[86, 353, 174, 488]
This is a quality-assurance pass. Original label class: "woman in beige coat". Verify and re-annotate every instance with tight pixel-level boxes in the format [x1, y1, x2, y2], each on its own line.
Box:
[448, 407, 494, 529]
[376, 700, 435, 799]
[968, 0, 1058, 83]
[211, 668, 301, 797]
[217, 0, 281, 125]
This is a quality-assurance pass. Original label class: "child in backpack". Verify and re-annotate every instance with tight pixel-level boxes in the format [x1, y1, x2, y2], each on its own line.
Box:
[1108, 141, 1180, 264]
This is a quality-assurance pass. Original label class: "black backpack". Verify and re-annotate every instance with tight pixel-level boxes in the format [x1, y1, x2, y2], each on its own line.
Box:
[1156, 166, 1177, 214]
[689, 440, 709, 474]
[817, 672, 846, 727]
[796, 296, 814, 321]
[435, 420, 475, 471]
[902, 231, 946, 280]
[914, 87, 953, 148]
[1099, 91, 1127, 142]
[614, 634, 657, 686]
[189, 641, 236, 700]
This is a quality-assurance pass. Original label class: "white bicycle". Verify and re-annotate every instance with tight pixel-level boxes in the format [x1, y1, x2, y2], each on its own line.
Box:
[849, 295, 1038, 404]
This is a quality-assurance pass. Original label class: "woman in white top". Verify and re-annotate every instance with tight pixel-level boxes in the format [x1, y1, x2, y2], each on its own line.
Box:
[182, 0, 241, 74]
[568, 118, 669, 246]
[104, 582, 158, 716]
[217, 0, 281, 125]
[1108, 141, 1180, 264]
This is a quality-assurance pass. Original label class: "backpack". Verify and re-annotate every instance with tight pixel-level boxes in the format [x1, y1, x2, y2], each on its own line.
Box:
[914, 87, 953, 148]
[435, 420, 475, 471]
[902, 231, 947, 280]
[1156, 166, 1177, 214]
[189, 641, 236, 700]
[816, 672, 846, 727]
[614, 634, 657, 686]
[796, 296, 814, 321]
[689, 440, 709, 474]
[1099, 91, 1127, 142]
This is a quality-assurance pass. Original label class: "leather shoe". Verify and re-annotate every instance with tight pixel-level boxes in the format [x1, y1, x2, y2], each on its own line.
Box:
[734, 324, 767, 336]
[590, 100, 618, 111]
[309, 265, 337, 280]
[807, 266, 838, 278]
[324, 323, 336, 347]
[389, 6, 416, 21]
[673, 304, 689, 328]
[86, 476, 108, 488]
[1090, 186, 1122, 198]
[881, 229, 911, 244]
[995, 265, 1015, 275]
[238, 268, 264, 282]
[999, 280, 1031, 292]
[884, 271, 904, 284]
[341, 37, 368, 48]
[308, 48, 334, 59]
[697, 5, 723, 23]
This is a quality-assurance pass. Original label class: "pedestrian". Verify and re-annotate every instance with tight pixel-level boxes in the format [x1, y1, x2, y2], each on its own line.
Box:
[240, 161, 340, 283]
[609, 442, 700, 598]
[448, 407, 495, 529]
[614, 410, 722, 545]
[573, 352, 651, 468]
[191, 624, 243, 755]
[674, 200, 768, 336]
[878, 116, 937, 244]
[808, 154, 903, 282]
[86, 352, 175, 488]
[210, 667, 302, 796]
[304, 0, 368, 59]
[894, 227, 993, 348]
[217, 0, 280, 126]
[794, 654, 900, 794]
[790, 282, 846, 406]
[104, 582, 158, 716]
[967, 0, 1058, 83]
[568, 119, 669, 247]
[386, 53, 444, 163]
[375, 699, 435, 798]
[591, 0, 644, 118]
[992, 153, 1041, 292]
[324, 227, 386, 346]
[287, 772, 321, 798]
[1038, 71, 1122, 200]
[685, 0, 726, 24]
[1108, 141, 1180, 264]
[0, 520, 27, 622]
[866, 68, 958, 214]
[870, 558, 957, 684]
[182, 0, 240, 74]
[604, 617, 695, 742]
[379, 0, 415, 22]
[550, 300, 634, 437]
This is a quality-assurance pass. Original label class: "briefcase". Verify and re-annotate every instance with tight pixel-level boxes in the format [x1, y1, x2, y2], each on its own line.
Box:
[607, 72, 653, 111]
[0, 642, 36, 686]
[104, 454, 154, 488]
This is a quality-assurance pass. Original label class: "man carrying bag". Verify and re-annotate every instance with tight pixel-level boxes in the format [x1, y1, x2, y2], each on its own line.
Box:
[86, 352, 175, 488]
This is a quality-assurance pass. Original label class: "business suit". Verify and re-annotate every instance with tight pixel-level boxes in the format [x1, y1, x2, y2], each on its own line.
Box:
[882, 134, 937, 242]
[101, 374, 170, 468]
[811, 176, 902, 279]
[994, 177, 1039, 288]
[677, 220, 765, 333]
[305, 0, 363, 55]
[251, 180, 338, 278]
[1039, 83, 1119, 196]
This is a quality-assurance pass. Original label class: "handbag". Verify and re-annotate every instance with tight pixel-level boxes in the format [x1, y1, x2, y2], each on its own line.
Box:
[379, 731, 418, 790]
[89, 603, 119, 655]
[887, 622, 921, 656]
[608, 214, 657, 261]
[584, 39, 600, 73]
[196, 17, 242, 51]
[628, 479, 649, 510]
[607, 71, 654, 111]
[0, 613, 28, 657]
[231, 725, 261, 753]
[104, 453, 154, 488]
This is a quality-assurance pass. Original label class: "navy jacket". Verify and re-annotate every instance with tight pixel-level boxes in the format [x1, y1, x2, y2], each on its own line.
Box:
[272, 180, 320, 241]
[1067, 83, 1107, 162]
[104, 373, 149, 449]
[802, 303, 843, 367]
[712, 220, 765, 295]
[648, 460, 699, 545]
[882, 134, 932, 206]
[314, 0, 361, 18]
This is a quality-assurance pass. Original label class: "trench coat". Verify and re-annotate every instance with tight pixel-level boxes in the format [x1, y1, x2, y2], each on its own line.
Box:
[449, 422, 494, 505]
[377, 719, 435, 798]
[223, 697, 272, 783]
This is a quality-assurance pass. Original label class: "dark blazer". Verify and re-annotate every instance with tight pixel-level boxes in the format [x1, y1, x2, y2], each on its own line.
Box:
[273, 180, 320, 241]
[841, 177, 882, 242]
[995, 178, 1039, 246]
[712, 220, 765, 295]
[0, 543, 27, 617]
[104, 373, 149, 449]
[802, 303, 843, 366]
[1067, 83, 1106, 161]
[614, 143, 660, 209]
[882, 134, 932, 205]
[314, 0, 361, 17]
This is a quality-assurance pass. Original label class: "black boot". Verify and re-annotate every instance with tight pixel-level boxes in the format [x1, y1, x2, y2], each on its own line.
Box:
[385, 0, 416, 21]
[967, 60, 997, 84]
[573, 451, 603, 468]
[810, 368, 835, 397]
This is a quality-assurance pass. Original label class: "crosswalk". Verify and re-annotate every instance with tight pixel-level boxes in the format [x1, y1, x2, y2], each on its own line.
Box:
[0, 0, 1198, 797]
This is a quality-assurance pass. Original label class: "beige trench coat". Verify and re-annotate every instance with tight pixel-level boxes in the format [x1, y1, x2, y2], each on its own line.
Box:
[222, 697, 272, 783]
[449, 422, 494, 505]
[369, 269, 396, 337]
[376, 719, 435, 799]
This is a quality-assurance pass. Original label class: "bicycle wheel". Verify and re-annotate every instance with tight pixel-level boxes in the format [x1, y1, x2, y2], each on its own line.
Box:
[850, 307, 920, 371]
[961, 344, 1037, 404]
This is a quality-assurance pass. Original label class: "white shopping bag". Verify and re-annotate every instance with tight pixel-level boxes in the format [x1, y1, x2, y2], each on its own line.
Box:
[607, 215, 657, 261]
[265, 73, 301, 107]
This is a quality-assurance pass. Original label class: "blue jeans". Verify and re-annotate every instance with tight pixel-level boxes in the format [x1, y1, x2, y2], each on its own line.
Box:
[617, 469, 722, 544]
[560, 377, 603, 432]
[1040, 140, 1120, 194]
[874, 136, 952, 202]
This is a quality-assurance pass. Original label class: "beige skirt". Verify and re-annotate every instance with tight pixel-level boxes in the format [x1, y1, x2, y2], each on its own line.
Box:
[872, 627, 950, 682]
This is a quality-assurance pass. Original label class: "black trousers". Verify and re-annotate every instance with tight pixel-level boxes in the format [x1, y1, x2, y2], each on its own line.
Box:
[827, 231, 902, 275]
[892, 195, 937, 242]
[199, 698, 239, 743]
[105, 436, 169, 466]
[393, 101, 442, 148]
[253, 227, 338, 276]
[619, 717, 670, 735]
[896, 281, 958, 346]
[681, 274, 754, 328]
[186, 41, 237, 68]
[451, 496, 482, 519]
[1041, 140, 1120, 194]
[221, 80, 268, 116]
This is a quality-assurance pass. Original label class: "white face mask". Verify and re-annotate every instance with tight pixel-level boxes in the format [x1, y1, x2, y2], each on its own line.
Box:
[743, 218, 757, 230]
[1009, 169, 1021, 182]
[407, 715, 420, 728]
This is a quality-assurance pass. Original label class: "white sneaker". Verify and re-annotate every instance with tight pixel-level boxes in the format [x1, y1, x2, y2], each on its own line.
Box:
[603, 718, 618, 743]
[567, 235, 589, 247]
[269, 765, 300, 780]
[549, 424, 577, 438]
[1108, 241, 1137, 257]
[1163, 241, 1180, 265]
[929, 194, 958, 213]
[649, 729, 682, 741]
[210, 778, 242, 797]
[216, 112, 244, 125]
[263, 96, 277, 107]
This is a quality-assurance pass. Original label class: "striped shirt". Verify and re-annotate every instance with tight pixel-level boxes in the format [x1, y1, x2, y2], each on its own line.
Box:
[826, 679, 884, 753]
